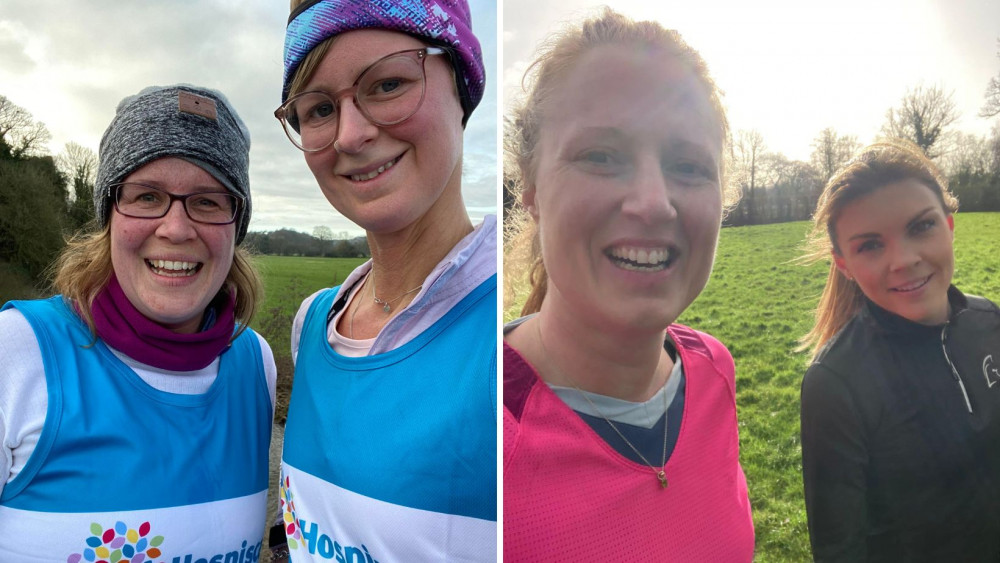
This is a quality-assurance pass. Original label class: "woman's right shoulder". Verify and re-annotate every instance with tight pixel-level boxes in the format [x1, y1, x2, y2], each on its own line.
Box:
[0, 306, 41, 349]
[501, 337, 543, 420]
[0, 306, 48, 410]
[290, 287, 336, 356]
[802, 329, 870, 401]
[810, 313, 870, 367]
[295, 288, 332, 318]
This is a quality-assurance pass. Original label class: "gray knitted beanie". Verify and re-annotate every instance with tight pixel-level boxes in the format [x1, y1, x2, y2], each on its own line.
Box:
[94, 84, 252, 243]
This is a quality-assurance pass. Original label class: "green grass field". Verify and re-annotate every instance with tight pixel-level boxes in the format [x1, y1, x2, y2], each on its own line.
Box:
[254, 255, 365, 355]
[252, 255, 366, 422]
[504, 212, 1000, 562]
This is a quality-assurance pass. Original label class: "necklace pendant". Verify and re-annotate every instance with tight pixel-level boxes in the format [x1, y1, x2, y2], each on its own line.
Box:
[383, 303, 391, 313]
[657, 470, 668, 489]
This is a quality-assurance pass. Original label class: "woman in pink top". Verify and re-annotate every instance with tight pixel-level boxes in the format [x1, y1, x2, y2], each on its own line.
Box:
[503, 8, 754, 561]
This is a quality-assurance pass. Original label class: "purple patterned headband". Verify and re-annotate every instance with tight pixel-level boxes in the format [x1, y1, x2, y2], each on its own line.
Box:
[282, 0, 485, 125]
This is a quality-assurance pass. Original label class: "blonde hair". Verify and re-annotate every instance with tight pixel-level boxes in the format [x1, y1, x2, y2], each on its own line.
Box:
[51, 222, 263, 341]
[503, 8, 735, 316]
[799, 138, 958, 357]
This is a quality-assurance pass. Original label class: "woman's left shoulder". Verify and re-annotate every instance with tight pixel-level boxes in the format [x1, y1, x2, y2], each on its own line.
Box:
[963, 293, 1000, 314]
[251, 330, 275, 358]
[251, 331, 278, 410]
[667, 323, 730, 361]
[669, 324, 738, 401]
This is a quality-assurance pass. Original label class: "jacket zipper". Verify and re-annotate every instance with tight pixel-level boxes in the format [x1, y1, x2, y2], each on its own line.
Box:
[940, 324, 973, 414]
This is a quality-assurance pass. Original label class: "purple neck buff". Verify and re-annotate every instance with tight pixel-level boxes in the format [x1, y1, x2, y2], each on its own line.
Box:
[90, 274, 236, 371]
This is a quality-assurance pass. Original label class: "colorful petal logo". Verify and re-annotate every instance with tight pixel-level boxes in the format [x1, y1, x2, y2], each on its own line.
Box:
[67, 521, 164, 563]
[279, 472, 302, 550]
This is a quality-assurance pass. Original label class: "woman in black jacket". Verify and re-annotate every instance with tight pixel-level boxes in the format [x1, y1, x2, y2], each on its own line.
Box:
[799, 139, 1000, 562]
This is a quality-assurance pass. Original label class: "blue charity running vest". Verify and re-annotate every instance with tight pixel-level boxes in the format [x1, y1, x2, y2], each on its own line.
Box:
[280, 276, 497, 562]
[0, 296, 272, 563]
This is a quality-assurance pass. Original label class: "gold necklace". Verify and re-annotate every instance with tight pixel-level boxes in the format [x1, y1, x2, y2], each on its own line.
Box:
[370, 268, 422, 313]
[538, 328, 670, 489]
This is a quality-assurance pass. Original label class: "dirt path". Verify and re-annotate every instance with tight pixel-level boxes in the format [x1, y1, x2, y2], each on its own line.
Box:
[258, 421, 285, 563]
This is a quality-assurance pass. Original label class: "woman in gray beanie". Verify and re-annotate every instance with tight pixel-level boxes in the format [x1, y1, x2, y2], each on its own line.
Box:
[0, 84, 274, 559]
[270, 0, 495, 560]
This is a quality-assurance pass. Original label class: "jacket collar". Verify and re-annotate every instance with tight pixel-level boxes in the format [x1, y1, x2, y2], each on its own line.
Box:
[861, 285, 968, 336]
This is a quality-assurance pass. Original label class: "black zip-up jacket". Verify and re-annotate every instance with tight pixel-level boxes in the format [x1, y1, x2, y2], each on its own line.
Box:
[801, 286, 1000, 562]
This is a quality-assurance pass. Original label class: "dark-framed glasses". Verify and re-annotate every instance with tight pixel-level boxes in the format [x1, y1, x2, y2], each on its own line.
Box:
[111, 182, 242, 225]
[274, 46, 448, 152]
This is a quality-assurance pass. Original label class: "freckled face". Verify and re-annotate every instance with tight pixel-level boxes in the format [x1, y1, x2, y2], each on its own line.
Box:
[833, 179, 955, 325]
[525, 45, 724, 333]
[110, 157, 236, 333]
[300, 29, 466, 235]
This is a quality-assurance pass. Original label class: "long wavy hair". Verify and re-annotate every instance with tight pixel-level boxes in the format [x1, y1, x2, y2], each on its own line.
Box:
[50, 221, 263, 341]
[798, 138, 958, 358]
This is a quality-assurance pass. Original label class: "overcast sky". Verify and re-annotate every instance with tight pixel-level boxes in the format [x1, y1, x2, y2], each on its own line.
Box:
[0, 0, 498, 237]
[504, 0, 1000, 163]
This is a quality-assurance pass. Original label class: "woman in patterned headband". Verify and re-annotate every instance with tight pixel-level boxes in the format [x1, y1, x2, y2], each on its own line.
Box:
[270, 1, 496, 560]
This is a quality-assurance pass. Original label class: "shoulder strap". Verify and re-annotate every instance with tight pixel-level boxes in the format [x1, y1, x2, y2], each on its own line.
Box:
[325, 280, 360, 327]
[964, 294, 999, 314]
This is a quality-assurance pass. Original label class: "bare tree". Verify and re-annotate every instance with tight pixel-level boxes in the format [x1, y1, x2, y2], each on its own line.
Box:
[57, 142, 97, 188]
[939, 132, 992, 177]
[734, 129, 766, 222]
[58, 142, 98, 229]
[0, 95, 51, 159]
[752, 154, 821, 222]
[756, 152, 791, 222]
[312, 225, 334, 241]
[782, 160, 822, 219]
[810, 128, 860, 185]
[981, 39, 1000, 118]
[991, 122, 1000, 175]
[757, 152, 790, 190]
[881, 84, 959, 158]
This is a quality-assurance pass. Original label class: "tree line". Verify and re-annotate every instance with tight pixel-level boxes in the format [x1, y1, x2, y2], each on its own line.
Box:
[503, 44, 1000, 228]
[0, 95, 97, 280]
[724, 83, 1000, 227]
[0, 94, 368, 287]
[244, 228, 370, 258]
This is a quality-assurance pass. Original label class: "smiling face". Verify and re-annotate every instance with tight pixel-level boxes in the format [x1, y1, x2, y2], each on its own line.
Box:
[110, 157, 236, 333]
[299, 29, 466, 235]
[525, 44, 724, 332]
[832, 178, 955, 325]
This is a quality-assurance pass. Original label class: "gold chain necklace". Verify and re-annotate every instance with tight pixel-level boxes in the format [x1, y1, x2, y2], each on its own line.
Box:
[371, 268, 422, 313]
[538, 328, 670, 489]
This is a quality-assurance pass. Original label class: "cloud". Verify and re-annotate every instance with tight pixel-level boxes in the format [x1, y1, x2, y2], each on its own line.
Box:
[1, 0, 498, 234]
[0, 20, 34, 75]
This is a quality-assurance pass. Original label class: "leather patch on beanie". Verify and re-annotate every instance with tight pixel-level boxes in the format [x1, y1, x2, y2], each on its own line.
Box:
[178, 91, 218, 121]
